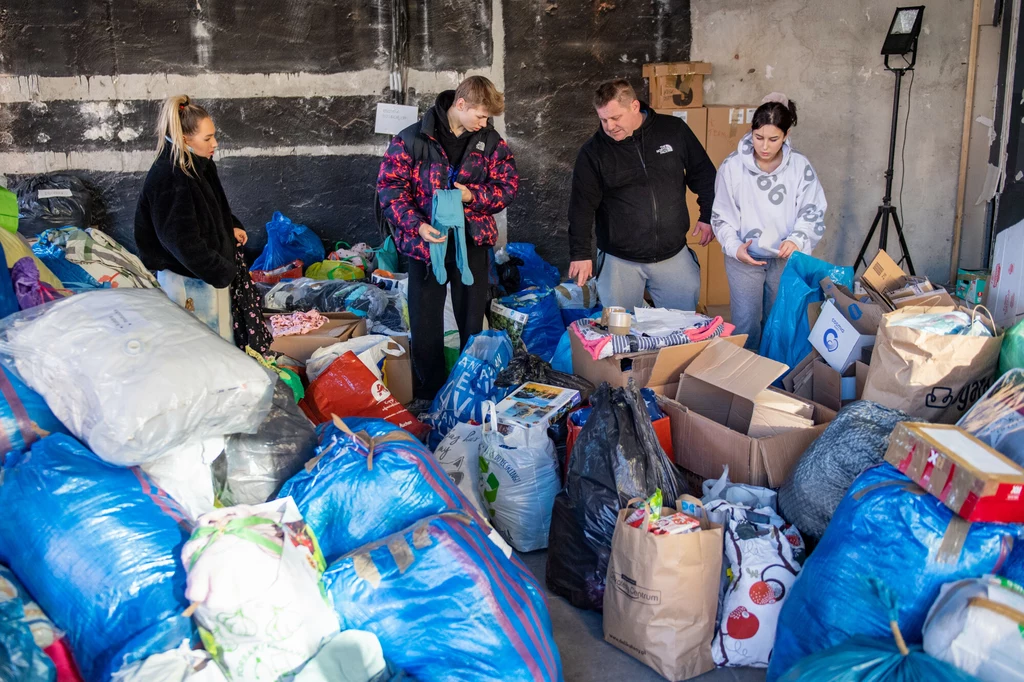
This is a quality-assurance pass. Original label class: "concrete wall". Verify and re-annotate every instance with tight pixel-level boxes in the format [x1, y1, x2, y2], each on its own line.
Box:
[0, 0, 691, 269]
[691, 0, 976, 284]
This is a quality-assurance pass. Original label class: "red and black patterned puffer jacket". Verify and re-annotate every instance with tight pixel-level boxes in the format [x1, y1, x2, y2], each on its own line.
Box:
[376, 94, 518, 263]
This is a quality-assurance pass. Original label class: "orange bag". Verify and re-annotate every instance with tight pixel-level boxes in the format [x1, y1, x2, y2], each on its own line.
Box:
[301, 351, 430, 440]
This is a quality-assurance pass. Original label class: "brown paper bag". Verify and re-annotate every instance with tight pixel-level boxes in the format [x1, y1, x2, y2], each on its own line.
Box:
[603, 495, 723, 681]
[862, 306, 1002, 423]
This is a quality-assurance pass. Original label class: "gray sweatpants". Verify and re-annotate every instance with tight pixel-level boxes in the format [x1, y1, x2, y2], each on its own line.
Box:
[596, 248, 701, 311]
[724, 255, 786, 350]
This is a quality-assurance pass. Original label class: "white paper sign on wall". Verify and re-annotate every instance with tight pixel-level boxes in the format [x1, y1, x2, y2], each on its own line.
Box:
[375, 103, 419, 135]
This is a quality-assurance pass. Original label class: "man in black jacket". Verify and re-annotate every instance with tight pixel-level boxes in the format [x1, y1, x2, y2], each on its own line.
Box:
[567, 80, 716, 311]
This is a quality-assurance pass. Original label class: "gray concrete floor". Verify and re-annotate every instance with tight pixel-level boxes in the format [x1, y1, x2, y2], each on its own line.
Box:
[520, 551, 766, 682]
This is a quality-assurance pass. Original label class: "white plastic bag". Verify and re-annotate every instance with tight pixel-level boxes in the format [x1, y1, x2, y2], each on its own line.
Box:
[292, 630, 389, 682]
[182, 497, 340, 681]
[701, 465, 778, 527]
[0, 289, 275, 466]
[306, 335, 405, 383]
[554, 280, 599, 310]
[140, 437, 224, 521]
[710, 501, 804, 668]
[112, 640, 227, 682]
[479, 401, 560, 552]
[433, 422, 486, 515]
[923, 576, 1024, 682]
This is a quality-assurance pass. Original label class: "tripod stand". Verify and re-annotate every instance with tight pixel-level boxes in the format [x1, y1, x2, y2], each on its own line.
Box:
[854, 55, 917, 275]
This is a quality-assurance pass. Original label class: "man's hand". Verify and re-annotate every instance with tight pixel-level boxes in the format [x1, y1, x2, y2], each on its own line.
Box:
[568, 259, 593, 287]
[691, 221, 714, 247]
[454, 182, 473, 204]
[419, 223, 447, 243]
[735, 240, 767, 266]
[777, 240, 798, 259]
[233, 227, 248, 246]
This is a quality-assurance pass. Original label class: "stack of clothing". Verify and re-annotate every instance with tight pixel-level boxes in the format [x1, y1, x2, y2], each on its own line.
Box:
[571, 312, 735, 360]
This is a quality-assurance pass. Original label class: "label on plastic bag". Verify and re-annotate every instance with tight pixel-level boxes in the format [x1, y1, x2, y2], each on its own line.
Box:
[37, 188, 73, 199]
[105, 309, 147, 334]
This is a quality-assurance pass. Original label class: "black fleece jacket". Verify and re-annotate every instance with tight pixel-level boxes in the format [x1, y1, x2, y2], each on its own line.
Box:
[567, 102, 716, 264]
[134, 147, 239, 288]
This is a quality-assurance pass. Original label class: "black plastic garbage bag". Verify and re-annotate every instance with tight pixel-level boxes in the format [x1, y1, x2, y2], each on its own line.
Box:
[214, 382, 318, 506]
[13, 174, 94, 236]
[546, 380, 683, 611]
[778, 400, 911, 542]
[497, 255, 524, 295]
[495, 349, 595, 397]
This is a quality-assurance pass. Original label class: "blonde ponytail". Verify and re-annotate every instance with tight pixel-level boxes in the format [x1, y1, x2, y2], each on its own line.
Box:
[155, 95, 211, 176]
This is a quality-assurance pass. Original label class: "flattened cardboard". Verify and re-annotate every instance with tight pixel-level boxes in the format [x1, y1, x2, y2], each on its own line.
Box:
[861, 249, 955, 311]
[569, 330, 747, 397]
[266, 312, 367, 363]
[820, 277, 884, 335]
[884, 422, 1024, 523]
[681, 338, 789, 403]
[747, 389, 814, 439]
[783, 350, 818, 399]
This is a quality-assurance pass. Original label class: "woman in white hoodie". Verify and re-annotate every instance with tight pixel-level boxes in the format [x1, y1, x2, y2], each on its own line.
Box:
[711, 94, 827, 350]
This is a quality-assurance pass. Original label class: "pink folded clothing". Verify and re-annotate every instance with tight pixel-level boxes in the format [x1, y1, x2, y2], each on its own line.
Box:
[269, 309, 328, 337]
[571, 316, 735, 360]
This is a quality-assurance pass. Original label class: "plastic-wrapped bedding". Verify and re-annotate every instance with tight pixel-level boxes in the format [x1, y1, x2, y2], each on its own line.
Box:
[778, 400, 911, 541]
[0, 434, 194, 682]
[0, 289, 275, 466]
[767, 463, 1018, 681]
[276, 417, 497, 564]
[323, 512, 562, 682]
[263, 278, 388, 319]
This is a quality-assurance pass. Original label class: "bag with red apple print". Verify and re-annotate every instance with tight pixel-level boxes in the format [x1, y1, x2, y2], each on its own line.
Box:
[711, 502, 806, 668]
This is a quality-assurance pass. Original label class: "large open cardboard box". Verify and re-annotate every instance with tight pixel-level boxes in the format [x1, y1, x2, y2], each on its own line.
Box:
[265, 312, 366, 363]
[667, 338, 837, 487]
[569, 331, 747, 397]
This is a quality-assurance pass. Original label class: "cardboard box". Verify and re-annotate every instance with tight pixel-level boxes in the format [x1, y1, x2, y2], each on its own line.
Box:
[660, 107, 708, 142]
[643, 62, 712, 109]
[885, 422, 1024, 523]
[862, 249, 956, 311]
[705, 105, 758, 168]
[955, 269, 989, 306]
[783, 349, 868, 412]
[569, 329, 747, 398]
[266, 312, 366, 363]
[670, 338, 837, 486]
[383, 334, 413, 405]
[808, 299, 876, 373]
[705, 244, 730, 306]
[820, 277, 884, 335]
[494, 382, 581, 434]
[987, 219, 1024, 329]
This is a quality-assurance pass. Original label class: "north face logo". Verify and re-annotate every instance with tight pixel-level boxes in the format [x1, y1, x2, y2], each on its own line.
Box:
[656, 144, 673, 154]
[476, 141, 486, 151]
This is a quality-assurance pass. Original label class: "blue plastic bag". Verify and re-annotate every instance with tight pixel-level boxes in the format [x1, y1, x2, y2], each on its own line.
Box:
[506, 243, 560, 290]
[422, 330, 513, 449]
[277, 417, 492, 564]
[31, 240, 104, 292]
[759, 251, 853, 375]
[0, 598, 54, 682]
[324, 513, 562, 682]
[767, 463, 1017, 681]
[550, 330, 573, 374]
[251, 211, 326, 272]
[0, 239, 19, 318]
[494, 287, 565, 363]
[0, 434, 194, 682]
[0, 366, 68, 455]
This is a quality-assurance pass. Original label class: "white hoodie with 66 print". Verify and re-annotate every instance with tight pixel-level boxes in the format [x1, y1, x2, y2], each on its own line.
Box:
[711, 132, 827, 260]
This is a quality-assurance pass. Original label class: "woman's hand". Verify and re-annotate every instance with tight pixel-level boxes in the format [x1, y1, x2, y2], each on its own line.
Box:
[736, 240, 768, 266]
[419, 222, 448, 244]
[233, 227, 248, 246]
[454, 182, 473, 204]
[778, 240, 798, 259]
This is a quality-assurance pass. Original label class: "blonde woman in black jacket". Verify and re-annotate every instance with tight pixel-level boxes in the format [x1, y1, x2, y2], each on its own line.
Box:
[135, 95, 271, 353]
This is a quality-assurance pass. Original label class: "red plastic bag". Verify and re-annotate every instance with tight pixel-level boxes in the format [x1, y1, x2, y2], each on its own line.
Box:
[251, 258, 304, 285]
[301, 351, 430, 439]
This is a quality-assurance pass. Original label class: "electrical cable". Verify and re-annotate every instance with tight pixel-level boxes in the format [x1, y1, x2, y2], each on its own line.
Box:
[898, 55, 914, 241]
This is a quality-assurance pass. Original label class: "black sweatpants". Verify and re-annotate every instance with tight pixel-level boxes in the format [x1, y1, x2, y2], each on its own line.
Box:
[408, 238, 490, 400]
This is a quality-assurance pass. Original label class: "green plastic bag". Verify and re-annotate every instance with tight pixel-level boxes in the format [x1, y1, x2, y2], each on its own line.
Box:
[999, 317, 1024, 377]
[376, 236, 400, 274]
[0, 187, 18, 234]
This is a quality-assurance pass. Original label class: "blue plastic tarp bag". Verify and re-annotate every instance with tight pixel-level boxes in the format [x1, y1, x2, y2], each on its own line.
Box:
[759, 251, 853, 376]
[767, 463, 1017, 681]
[495, 287, 565, 363]
[0, 434, 194, 682]
[550, 330, 573, 374]
[251, 211, 326, 272]
[0, 598, 55, 682]
[506, 243, 560, 289]
[31, 239, 103, 293]
[324, 512, 562, 682]
[0, 366, 68, 455]
[0, 238, 19, 318]
[422, 330, 513, 450]
[277, 417, 494, 564]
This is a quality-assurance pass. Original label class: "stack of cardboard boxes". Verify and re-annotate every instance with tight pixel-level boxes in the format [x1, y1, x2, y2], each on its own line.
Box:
[643, 61, 758, 310]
